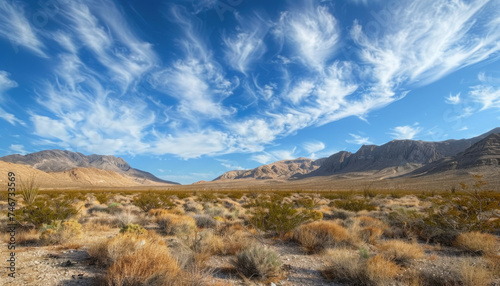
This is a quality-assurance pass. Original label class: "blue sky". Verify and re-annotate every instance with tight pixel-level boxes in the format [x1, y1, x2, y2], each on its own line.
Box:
[0, 0, 500, 184]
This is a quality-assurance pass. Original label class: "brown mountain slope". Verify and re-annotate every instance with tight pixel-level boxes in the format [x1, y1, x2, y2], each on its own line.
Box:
[0, 161, 164, 189]
[0, 149, 178, 185]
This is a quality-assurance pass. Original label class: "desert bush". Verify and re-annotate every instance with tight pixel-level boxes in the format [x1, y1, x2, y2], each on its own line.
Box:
[198, 192, 218, 202]
[154, 212, 196, 236]
[204, 206, 225, 217]
[89, 232, 163, 267]
[16, 198, 78, 227]
[94, 192, 111, 204]
[193, 215, 219, 229]
[231, 245, 282, 281]
[251, 198, 321, 237]
[365, 255, 400, 285]
[19, 173, 39, 205]
[323, 249, 399, 285]
[293, 221, 350, 254]
[349, 216, 388, 244]
[322, 248, 365, 285]
[377, 240, 424, 266]
[460, 260, 494, 286]
[133, 193, 173, 212]
[39, 219, 82, 245]
[120, 224, 147, 236]
[453, 231, 498, 255]
[333, 199, 376, 212]
[106, 238, 180, 286]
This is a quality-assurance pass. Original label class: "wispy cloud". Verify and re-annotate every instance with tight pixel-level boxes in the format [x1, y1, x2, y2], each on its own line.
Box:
[390, 124, 423, 140]
[0, 1, 46, 57]
[0, 71, 18, 94]
[223, 13, 269, 74]
[9, 144, 27, 155]
[346, 133, 372, 145]
[276, 3, 340, 71]
[61, 0, 157, 91]
[351, 0, 500, 92]
[303, 141, 325, 154]
[0, 71, 24, 126]
[445, 93, 461, 105]
[469, 84, 500, 111]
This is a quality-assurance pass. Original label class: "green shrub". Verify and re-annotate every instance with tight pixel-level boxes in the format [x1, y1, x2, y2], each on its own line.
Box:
[232, 245, 282, 281]
[16, 198, 78, 227]
[198, 192, 218, 202]
[133, 193, 171, 212]
[95, 192, 111, 204]
[120, 224, 147, 236]
[333, 199, 376, 212]
[251, 198, 320, 237]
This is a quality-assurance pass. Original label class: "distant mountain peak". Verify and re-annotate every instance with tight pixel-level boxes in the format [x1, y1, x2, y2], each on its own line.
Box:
[0, 150, 179, 185]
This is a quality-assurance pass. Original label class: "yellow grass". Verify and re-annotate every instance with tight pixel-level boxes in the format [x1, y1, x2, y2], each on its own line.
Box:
[294, 221, 350, 254]
[454, 231, 499, 255]
[377, 240, 424, 266]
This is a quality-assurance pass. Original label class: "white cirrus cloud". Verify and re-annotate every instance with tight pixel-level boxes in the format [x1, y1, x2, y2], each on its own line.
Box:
[223, 13, 269, 74]
[390, 124, 423, 140]
[351, 0, 500, 92]
[445, 93, 461, 105]
[346, 133, 373, 145]
[302, 141, 325, 154]
[469, 84, 500, 111]
[0, 1, 46, 57]
[276, 3, 340, 71]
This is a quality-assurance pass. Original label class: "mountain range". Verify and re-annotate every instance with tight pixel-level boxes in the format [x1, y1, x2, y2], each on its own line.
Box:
[214, 127, 500, 182]
[0, 150, 178, 187]
[1, 127, 499, 190]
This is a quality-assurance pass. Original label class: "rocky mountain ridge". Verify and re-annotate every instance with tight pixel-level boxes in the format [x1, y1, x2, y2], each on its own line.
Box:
[215, 127, 500, 181]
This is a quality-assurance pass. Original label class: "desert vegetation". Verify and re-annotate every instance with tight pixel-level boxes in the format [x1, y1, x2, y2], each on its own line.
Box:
[1, 179, 499, 285]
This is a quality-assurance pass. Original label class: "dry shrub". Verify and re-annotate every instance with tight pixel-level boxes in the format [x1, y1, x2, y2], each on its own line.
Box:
[377, 240, 424, 266]
[460, 260, 493, 286]
[220, 229, 253, 255]
[6, 229, 39, 245]
[366, 255, 400, 285]
[322, 248, 365, 285]
[150, 211, 196, 236]
[106, 239, 180, 286]
[293, 221, 350, 254]
[453, 231, 499, 255]
[231, 244, 282, 281]
[39, 219, 82, 245]
[89, 232, 163, 267]
[349, 216, 387, 244]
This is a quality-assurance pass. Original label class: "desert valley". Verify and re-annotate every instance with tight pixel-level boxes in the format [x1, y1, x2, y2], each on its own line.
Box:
[1, 128, 499, 285]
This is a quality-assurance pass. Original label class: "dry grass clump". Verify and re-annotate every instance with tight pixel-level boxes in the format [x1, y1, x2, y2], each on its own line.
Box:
[149, 210, 196, 236]
[453, 231, 499, 255]
[105, 236, 180, 286]
[460, 260, 494, 286]
[377, 240, 424, 266]
[348, 215, 388, 244]
[323, 249, 400, 285]
[39, 219, 82, 245]
[2, 229, 39, 245]
[231, 244, 282, 281]
[89, 232, 163, 267]
[365, 255, 400, 285]
[322, 248, 365, 284]
[219, 226, 254, 255]
[293, 221, 350, 254]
